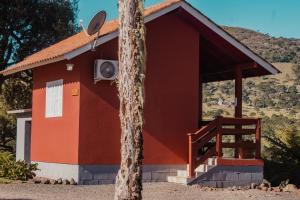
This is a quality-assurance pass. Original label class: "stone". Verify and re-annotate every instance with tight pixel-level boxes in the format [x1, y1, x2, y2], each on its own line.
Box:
[231, 186, 237, 191]
[41, 179, 50, 184]
[56, 178, 63, 184]
[62, 179, 70, 185]
[273, 187, 283, 192]
[251, 183, 258, 189]
[262, 179, 271, 188]
[261, 186, 268, 191]
[50, 179, 58, 185]
[243, 186, 251, 190]
[34, 179, 41, 184]
[70, 178, 77, 185]
[283, 184, 298, 192]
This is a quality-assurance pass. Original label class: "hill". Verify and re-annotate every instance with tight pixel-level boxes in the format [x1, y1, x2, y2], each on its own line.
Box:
[203, 26, 300, 120]
[223, 26, 300, 64]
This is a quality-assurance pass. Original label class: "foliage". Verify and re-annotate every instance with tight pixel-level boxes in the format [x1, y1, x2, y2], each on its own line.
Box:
[0, 151, 38, 181]
[0, 101, 16, 152]
[224, 26, 300, 64]
[1, 73, 32, 110]
[0, 0, 79, 153]
[0, 0, 79, 70]
[262, 115, 300, 186]
[0, 177, 12, 184]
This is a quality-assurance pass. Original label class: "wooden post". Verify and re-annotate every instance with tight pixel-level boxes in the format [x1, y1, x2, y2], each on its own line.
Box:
[216, 117, 222, 158]
[255, 119, 261, 159]
[235, 67, 243, 158]
[188, 134, 194, 177]
[235, 67, 243, 118]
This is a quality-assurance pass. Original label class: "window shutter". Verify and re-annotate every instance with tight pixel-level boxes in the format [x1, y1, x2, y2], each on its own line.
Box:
[45, 79, 63, 118]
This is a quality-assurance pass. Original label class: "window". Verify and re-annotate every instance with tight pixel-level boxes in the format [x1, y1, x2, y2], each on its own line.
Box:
[45, 79, 63, 118]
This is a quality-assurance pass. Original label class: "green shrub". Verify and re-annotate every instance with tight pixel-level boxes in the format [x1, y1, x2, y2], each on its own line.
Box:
[0, 151, 38, 181]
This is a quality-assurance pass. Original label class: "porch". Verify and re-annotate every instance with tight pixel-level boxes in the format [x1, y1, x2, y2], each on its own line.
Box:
[188, 116, 262, 178]
[168, 62, 264, 185]
[189, 60, 263, 178]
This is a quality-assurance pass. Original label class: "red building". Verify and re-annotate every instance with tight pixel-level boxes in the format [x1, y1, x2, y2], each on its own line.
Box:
[2, 0, 279, 186]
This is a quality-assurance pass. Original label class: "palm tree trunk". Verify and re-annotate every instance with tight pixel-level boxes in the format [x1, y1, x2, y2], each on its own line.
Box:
[114, 0, 146, 199]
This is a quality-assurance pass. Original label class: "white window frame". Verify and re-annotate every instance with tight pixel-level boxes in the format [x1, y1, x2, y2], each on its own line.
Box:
[45, 79, 63, 118]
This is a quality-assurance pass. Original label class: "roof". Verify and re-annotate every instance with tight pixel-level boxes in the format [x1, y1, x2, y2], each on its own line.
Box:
[1, 0, 279, 76]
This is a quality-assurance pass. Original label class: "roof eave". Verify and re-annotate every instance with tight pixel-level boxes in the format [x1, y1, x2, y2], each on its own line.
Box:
[2, 0, 279, 76]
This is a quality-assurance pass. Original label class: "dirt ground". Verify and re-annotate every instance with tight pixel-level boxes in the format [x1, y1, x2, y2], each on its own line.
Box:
[0, 182, 299, 200]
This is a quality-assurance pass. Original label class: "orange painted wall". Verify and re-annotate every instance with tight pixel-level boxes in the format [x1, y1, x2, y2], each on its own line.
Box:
[30, 13, 199, 165]
[31, 61, 80, 164]
[78, 13, 199, 164]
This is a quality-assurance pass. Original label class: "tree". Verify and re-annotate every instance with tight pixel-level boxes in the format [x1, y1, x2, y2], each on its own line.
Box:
[114, 0, 146, 199]
[0, 0, 78, 70]
[0, 0, 79, 152]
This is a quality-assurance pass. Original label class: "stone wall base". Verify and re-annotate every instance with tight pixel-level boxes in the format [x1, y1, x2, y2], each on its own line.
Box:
[33, 161, 186, 185]
[193, 165, 264, 188]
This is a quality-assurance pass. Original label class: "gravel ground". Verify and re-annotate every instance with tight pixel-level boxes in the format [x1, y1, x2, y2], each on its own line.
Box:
[0, 182, 299, 200]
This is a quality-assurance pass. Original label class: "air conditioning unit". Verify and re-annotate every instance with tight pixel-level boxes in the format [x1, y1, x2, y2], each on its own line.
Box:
[94, 59, 119, 82]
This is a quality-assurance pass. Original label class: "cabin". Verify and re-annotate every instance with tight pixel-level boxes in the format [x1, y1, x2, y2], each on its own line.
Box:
[1, 0, 279, 186]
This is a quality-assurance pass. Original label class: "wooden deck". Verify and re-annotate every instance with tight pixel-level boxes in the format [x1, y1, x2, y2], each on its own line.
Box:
[188, 116, 261, 177]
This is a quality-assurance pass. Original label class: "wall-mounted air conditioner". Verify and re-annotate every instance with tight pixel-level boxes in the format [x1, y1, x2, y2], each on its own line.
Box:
[94, 59, 118, 82]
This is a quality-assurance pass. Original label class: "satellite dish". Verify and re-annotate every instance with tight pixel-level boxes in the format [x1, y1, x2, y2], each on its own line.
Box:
[87, 11, 107, 36]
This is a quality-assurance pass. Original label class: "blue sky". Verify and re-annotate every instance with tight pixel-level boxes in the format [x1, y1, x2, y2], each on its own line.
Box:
[78, 0, 300, 39]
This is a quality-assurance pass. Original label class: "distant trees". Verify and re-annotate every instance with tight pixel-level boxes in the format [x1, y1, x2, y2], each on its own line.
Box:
[0, 0, 78, 70]
[0, 0, 79, 152]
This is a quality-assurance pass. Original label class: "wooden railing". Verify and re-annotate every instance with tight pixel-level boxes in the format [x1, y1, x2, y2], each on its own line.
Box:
[188, 116, 261, 177]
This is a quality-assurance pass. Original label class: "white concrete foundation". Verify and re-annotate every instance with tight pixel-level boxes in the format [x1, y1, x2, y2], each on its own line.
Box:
[33, 161, 80, 182]
[32, 162, 186, 185]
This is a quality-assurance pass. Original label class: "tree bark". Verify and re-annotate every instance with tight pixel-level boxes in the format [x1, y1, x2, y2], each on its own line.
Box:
[114, 0, 146, 200]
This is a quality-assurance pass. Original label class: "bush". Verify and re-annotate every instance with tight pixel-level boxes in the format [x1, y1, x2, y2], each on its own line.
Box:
[0, 151, 38, 181]
[262, 115, 300, 187]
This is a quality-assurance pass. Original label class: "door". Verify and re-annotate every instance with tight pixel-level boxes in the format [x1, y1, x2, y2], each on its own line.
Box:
[24, 121, 31, 163]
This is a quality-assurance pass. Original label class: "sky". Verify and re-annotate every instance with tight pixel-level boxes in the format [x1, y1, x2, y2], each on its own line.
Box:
[78, 0, 300, 39]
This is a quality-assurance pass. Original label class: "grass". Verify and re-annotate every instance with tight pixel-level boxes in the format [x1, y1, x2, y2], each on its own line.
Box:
[0, 178, 12, 184]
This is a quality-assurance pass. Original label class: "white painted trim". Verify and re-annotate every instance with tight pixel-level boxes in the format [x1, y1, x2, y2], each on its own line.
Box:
[64, 3, 182, 60]
[3, 56, 65, 76]
[65, 1, 278, 75]
[144, 3, 181, 23]
[64, 31, 119, 60]
[7, 109, 32, 115]
[32, 161, 79, 182]
[178, 2, 278, 75]
[4, 1, 278, 76]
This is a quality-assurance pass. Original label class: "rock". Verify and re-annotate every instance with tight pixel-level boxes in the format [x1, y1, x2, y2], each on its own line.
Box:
[50, 179, 58, 185]
[62, 179, 70, 185]
[251, 183, 258, 189]
[261, 186, 268, 191]
[262, 179, 271, 188]
[70, 178, 77, 185]
[243, 186, 251, 190]
[283, 184, 298, 192]
[34, 179, 41, 184]
[273, 187, 283, 192]
[41, 179, 50, 184]
[56, 178, 63, 184]
[232, 186, 237, 191]
[268, 187, 273, 192]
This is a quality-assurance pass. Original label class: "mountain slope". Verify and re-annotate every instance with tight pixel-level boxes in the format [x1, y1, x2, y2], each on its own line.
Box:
[203, 27, 300, 120]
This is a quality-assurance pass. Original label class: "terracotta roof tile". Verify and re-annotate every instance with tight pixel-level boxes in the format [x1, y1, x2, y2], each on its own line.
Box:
[2, 0, 183, 75]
